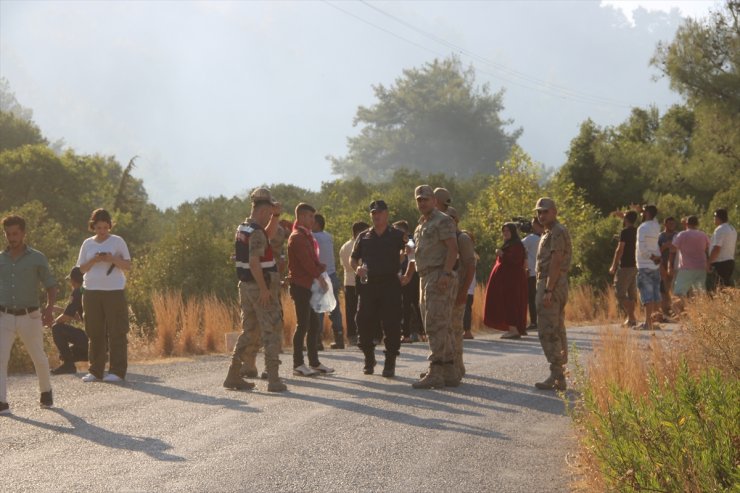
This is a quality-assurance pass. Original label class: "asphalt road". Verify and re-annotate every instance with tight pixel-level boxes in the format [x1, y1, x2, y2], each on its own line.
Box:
[2, 328, 599, 493]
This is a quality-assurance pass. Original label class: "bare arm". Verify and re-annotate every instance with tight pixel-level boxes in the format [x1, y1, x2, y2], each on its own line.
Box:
[609, 242, 625, 274]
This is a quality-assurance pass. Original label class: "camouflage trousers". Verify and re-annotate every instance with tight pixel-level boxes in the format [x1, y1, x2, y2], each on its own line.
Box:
[535, 278, 568, 373]
[419, 269, 456, 363]
[232, 272, 283, 373]
[451, 295, 465, 370]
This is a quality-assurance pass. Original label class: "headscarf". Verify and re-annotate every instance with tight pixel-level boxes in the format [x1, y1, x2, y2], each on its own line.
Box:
[501, 222, 522, 250]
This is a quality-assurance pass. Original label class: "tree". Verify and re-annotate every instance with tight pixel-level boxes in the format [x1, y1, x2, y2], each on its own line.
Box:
[0, 111, 47, 152]
[329, 56, 520, 180]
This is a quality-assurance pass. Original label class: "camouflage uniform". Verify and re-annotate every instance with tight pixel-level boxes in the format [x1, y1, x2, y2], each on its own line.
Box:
[413, 207, 458, 387]
[535, 220, 572, 386]
[451, 230, 475, 376]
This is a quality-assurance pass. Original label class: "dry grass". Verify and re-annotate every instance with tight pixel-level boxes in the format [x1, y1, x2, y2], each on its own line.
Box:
[176, 296, 202, 356]
[565, 284, 621, 325]
[151, 291, 181, 357]
[202, 294, 239, 353]
[570, 288, 740, 492]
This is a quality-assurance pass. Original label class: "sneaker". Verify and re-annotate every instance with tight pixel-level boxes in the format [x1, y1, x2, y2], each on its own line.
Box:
[40, 390, 53, 408]
[0, 402, 9, 414]
[310, 363, 335, 374]
[103, 373, 124, 383]
[81, 373, 100, 382]
[293, 364, 320, 376]
[51, 362, 77, 375]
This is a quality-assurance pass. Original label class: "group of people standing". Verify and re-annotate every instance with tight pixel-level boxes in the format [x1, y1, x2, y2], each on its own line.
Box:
[1, 208, 132, 413]
[610, 206, 736, 330]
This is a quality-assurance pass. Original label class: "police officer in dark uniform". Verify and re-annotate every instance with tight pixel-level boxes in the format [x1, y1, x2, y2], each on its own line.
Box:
[351, 200, 408, 377]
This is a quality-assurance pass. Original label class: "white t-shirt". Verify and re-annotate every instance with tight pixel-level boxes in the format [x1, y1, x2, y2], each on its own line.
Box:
[636, 219, 661, 270]
[521, 234, 540, 277]
[711, 222, 737, 263]
[77, 235, 131, 290]
[339, 238, 356, 287]
[467, 276, 476, 296]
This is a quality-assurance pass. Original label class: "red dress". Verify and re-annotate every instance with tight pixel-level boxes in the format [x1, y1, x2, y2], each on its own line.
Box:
[483, 242, 528, 333]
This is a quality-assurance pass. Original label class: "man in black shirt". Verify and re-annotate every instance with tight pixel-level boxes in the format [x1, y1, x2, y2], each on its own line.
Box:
[51, 267, 89, 375]
[609, 211, 638, 327]
[351, 200, 408, 377]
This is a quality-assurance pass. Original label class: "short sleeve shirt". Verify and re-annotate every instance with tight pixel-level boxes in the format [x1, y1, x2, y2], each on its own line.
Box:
[413, 210, 457, 273]
[521, 234, 540, 276]
[711, 223, 737, 263]
[76, 235, 130, 290]
[673, 229, 709, 270]
[269, 225, 288, 258]
[535, 222, 572, 278]
[249, 228, 268, 259]
[0, 246, 56, 309]
[351, 226, 406, 279]
[658, 230, 677, 266]
[63, 287, 84, 319]
[619, 226, 637, 268]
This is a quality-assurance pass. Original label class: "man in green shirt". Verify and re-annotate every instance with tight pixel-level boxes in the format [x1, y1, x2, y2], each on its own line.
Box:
[1, 215, 57, 413]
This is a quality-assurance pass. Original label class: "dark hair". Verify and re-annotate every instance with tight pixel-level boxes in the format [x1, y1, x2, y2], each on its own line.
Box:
[279, 219, 294, 232]
[624, 210, 638, 225]
[643, 205, 658, 220]
[252, 199, 273, 210]
[295, 203, 316, 217]
[352, 221, 369, 238]
[687, 215, 699, 227]
[664, 216, 675, 224]
[2, 215, 26, 231]
[88, 208, 112, 231]
[68, 266, 84, 284]
[314, 214, 325, 231]
[714, 208, 728, 222]
[501, 222, 521, 249]
[392, 220, 409, 233]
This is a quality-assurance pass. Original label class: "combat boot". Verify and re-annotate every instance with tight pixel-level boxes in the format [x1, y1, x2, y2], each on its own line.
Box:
[382, 353, 396, 378]
[443, 362, 461, 387]
[535, 372, 566, 391]
[239, 352, 259, 378]
[266, 367, 287, 392]
[412, 362, 445, 389]
[363, 347, 377, 375]
[223, 360, 256, 390]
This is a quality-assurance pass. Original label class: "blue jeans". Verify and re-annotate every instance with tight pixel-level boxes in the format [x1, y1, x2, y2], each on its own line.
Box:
[317, 272, 344, 344]
[637, 268, 661, 305]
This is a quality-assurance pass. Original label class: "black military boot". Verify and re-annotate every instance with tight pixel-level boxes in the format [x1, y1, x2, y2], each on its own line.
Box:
[362, 347, 377, 375]
[223, 360, 256, 390]
[382, 353, 396, 378]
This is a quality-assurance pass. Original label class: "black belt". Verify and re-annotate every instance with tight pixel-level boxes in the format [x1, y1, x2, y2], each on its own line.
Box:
[0, 306, 39, 316]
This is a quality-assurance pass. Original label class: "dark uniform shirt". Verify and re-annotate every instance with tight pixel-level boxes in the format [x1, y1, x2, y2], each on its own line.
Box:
[619, 226, 637, 268]
[351, 226, 406, 281]
[63, 287, 84, 319]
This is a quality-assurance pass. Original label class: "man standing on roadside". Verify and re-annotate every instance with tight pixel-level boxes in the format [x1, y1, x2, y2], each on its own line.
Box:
[1, 215, 57, 413]
[403, 185, 459, 389]
[312, 214, 345, 349]
[609, 210, 638, 327]
[708, 208, 736, 289]
[351, 200, 407, 377]
[670, 215, 710, 313]
[533, 198, 572, 391]
[224, 188, 287, 392]
[635, 205, 662, 331]
[339, 221, 369, 347]
[445, 207, 476, 378]
[658, 217, 678, 317]
[521, 217, 543, 331]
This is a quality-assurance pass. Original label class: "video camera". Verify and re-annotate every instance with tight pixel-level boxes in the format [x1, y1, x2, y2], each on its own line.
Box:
[512, 216, 532, 234]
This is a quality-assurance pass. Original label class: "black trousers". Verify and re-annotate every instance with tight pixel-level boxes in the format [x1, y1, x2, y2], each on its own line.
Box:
[344, 285, 358, 337]
[711, 260, 735, 289]
[401, 272, 423, 337]
[463, 294, 474, 331]
[357, 278, 402, 356]
[289, 283, 320, 368]
[51, 323, 89, 363]
[527, 276, 537, 326]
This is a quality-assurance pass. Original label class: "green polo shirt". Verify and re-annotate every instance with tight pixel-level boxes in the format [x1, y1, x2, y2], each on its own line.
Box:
[0, 246, 56, 309]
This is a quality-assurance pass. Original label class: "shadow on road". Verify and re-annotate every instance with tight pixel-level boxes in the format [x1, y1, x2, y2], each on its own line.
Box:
[9, 409, 185, 462]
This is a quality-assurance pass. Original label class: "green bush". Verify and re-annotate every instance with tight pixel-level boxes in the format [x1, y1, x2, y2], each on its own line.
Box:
[577, 363, 739, 492]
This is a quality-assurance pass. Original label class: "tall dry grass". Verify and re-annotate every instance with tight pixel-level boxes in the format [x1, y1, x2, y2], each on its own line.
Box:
[151, 291, 181, 357]
[202, 294, 239, 353]
[565, 284, 621, 325]
[177, 296, 202, 356]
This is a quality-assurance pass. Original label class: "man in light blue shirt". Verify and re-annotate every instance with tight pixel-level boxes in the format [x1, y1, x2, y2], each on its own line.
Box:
[313, 214, 345, 349]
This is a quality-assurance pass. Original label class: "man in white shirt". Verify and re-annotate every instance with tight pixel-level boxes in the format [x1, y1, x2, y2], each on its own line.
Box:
[339, 221, 369, 346]
[313, 214, 344, 349]
[521, 217, 543, 331]
[709, 208, 737, 289]
[635, 205, 662, 330]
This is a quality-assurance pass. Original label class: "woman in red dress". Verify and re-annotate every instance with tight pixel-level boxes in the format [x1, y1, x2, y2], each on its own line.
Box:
[483, 223, 528, 338]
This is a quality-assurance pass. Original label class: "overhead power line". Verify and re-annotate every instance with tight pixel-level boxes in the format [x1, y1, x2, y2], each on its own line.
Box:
[323, 0, 635, 109]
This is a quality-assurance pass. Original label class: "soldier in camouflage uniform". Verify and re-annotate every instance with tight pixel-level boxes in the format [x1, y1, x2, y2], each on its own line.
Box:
[446, 207, 476, 378]
[223, 188, 287, 392]
[533, 197, 572, 391]
[402, 185, 459, 389]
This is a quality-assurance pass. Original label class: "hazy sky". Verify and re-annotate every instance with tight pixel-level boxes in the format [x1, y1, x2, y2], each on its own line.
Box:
[0, 1, 720, 209]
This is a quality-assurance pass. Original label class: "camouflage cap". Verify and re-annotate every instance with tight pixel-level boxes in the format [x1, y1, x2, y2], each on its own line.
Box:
[250, 187, 276, 204]
[433, 187, 452, 206]
[534, 197, 556, 211]
[415, 185, 434, 199]
[446, 206, 459, 221]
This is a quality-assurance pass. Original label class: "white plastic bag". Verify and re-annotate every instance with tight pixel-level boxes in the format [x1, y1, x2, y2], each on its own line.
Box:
[310, 272, 336, 313]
